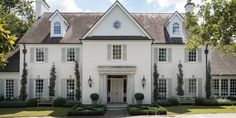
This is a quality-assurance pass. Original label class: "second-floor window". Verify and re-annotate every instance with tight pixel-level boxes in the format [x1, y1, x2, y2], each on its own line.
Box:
[36, 48, 45, 62]
[159, 48, 167, 62]
[54, 22, 61, 34]
[189, 49, 197, 62]
[173, 22, 179, 35]
[112, 45, 122, 60]
[66, 48, 75, 62]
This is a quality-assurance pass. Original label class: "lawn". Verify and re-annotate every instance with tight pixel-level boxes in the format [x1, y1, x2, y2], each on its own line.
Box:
[164, 105, 236, 115]
[0, 107, 70, 118]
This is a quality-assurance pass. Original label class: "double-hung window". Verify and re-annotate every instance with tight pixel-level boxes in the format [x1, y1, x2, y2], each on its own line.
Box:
[35, 79, 44, 98]
[158, 79, 167, 100]
[212, 79, 220, 97]
[188, 49, 197, 62]
[221, 79, 229, 97]
[159, 48, 167, 62]
[67, 79, 75, 101]
[173, 23, 179, 34]
[5, 80, 14, 99]
[54, 22, 61, 34]
[35, 48, 45, 62]
[66, 48, 75, 62]
[112, 45, 122, 60]
[189, 79, 197, 97]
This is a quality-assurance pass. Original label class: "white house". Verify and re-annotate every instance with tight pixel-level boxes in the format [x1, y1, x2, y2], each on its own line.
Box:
[0, 0, 236, 105]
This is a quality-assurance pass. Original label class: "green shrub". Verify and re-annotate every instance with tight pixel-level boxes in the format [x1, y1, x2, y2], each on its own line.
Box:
[128, 105, 167, 115]
[217, 98, 232, 105]
[67, 104, 106, 116]
[168, 97, 179, 106]
[63, 101, 81, 108]
[195, 98, 233, 106]
[90, 93, 99, 101]
[53, 97, 67, 107]
[26, 98, 38, 107]
[0, 95, 4, 102]
[0, 101, 26, 108]
[135, 93, 144, 100]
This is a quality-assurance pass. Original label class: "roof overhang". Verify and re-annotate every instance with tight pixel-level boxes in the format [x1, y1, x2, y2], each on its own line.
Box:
[83, 36, 151, 40]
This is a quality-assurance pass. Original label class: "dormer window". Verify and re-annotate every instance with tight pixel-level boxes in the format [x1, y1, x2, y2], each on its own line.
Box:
[173, 23, 179, 34]
[54, 22, 61, 34]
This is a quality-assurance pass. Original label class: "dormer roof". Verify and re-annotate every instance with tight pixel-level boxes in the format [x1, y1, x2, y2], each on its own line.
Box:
[164, 11, 184, 27]
[49, 10, 70, 26]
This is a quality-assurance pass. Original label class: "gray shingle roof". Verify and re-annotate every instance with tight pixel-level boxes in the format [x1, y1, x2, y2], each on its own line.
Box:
[0, 49, 20, 72]
[19, 12, 175, 44]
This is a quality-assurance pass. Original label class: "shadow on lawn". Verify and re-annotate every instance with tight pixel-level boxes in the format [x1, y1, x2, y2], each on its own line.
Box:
[164, 105, 226, 114]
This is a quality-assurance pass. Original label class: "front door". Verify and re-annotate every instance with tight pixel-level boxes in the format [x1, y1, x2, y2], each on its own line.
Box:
[111, 79, 123, 102]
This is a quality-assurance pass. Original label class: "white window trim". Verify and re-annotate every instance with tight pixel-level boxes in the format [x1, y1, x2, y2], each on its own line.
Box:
[111, 45, 123, 61]
[158, 48, 168, 63]
[34, 79, 44, 98]
[65, 48, 76, 63]
[188, 49, 198, 63]
[34, 48, 46, 63]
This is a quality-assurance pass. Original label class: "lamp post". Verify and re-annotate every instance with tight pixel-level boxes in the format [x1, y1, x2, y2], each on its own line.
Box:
[88, 76, 92, 88]
[23, 44, 27, 68]
[142, 76, 146, 88]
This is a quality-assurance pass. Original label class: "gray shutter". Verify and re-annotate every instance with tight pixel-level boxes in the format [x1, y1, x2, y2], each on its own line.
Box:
[61, 79, 67, 98]
[30, 48, 35, 63]
[168, 48, 172, 63]
[76, 48, 80, 62]
[13, 79, 18, 98]
[167, 79, 172, 98]
[29, 79, 34, 98]
[107, 45, 112, 61]
[0, 79, 4, 96]
[198, 48, 202, 62]
[154, 48, 159, 63]
[184, 49, 189, 62]
[123, 44, 127, 61]
[62, 48, 66, 62]
[198, 78, 202, 97]
[184, 79, 189, 96]
[44, 48, 48, 63]
[43, 79, 49, 98]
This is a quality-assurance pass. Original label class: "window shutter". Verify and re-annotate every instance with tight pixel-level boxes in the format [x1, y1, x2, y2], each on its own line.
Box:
[0, 79, 4, 96]
[154, 48, 159, 63]
[184, 79, 189, 96]
[76, 48, 80, 62]
[198, 78, 202, 97]
[44, 48, 48, 63]
[61, 79, 67, 98]
[123, 44, 127, 61]
[43, 79, 49, 98]
[167, 79, 172, 98]
[107, 45, 112, 61]
[13, 79, 18, 97]
[62, 48, 66, 63]
[198, 48, 202, 62]
[168, 48, 172, 63]
[30, 48, 35, 63]
[29, 79, 34, 98]
[184, 49, 189, 62]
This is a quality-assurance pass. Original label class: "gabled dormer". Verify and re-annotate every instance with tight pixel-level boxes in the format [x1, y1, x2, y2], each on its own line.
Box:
[164, 11, 184, 39]
[49, 10, 70, 37]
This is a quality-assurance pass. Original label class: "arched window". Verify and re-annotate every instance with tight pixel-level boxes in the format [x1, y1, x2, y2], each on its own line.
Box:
[54, 22, 61, 34]
[173, 23, 179, 34]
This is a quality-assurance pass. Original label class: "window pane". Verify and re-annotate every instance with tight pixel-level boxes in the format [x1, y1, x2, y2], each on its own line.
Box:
[173, 23, 179, 34]
[67, 79, 75, 101]
[112, 45, 122, 60]
[35, 79, 44, 99]
[189, 79, 197, 97]
[54, 22, 61, 34]
[159, 48, 167, 62]
[221, 79, 228, 97]
[212, 79, 219, 97]
[6, 80, 14, 99]
[230, 79, 236, 96]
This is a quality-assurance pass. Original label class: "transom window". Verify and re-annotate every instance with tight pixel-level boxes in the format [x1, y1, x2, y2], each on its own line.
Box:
[189, 79, 197, 97]
[67, 79, 75, 101]
[35, 48, 45, 62]
[54, 22, 61, 34]
[158, 79, 167, 100]
[173, 23, 179, 34]
[159, 48, 167, 62]
[212, 79, 219, 97]
[6, 80, 14, 99]
[189, 49, 197, 62]
[221, 79, 229, 97]
[112, 45, 122, 60]
[66, 48, 75, 62]
[35, 79, 44, 99]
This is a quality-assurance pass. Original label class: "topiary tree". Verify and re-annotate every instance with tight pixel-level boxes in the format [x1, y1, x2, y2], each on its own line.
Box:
[49, 63, 56, 97]
[153, 63, 159, 102]
[74, 61, 81, 101]
[176, 62, 184, 96]
[19, 63, 28, 101]
[205, 61, 212, 99]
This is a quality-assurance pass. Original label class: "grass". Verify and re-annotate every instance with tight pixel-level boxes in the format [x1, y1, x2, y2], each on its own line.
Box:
[0, 107, 70, 118]
[164, 105, 236, 115]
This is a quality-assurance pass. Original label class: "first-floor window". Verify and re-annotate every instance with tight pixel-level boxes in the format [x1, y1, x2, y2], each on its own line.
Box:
[159, 48, 167, 62]
[230, 79, 236, 96]
[67, 79, 75, 101]
[221, 79, 229, 97]
[6, 80, 14, 99]
[189, 79, 197, 97]
[212, 79, 219, 97]
[35, 79, 44, 98]
[158, 79, 167, 100]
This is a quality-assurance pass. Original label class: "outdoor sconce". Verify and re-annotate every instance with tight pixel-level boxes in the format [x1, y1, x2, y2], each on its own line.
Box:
[88, 76, 92, 88]
[142, 76, 146, 88]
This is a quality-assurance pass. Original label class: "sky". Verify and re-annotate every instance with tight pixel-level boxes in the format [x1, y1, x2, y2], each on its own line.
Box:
[44, 0, 202, 13]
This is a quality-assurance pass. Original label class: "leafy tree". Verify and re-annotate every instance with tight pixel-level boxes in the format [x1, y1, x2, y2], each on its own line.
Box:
[49, 63, 56, 97]
[0, 0, 19, 13]
[205, 61, 212, 99]
[153, 63, 159, 102]
[75, 61, 81, 101]
[176, 62, 184, 96]
[185, 0, 236, 56]
[19, 63, 28, 101]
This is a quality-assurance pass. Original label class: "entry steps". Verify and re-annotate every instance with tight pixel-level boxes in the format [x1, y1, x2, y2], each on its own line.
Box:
[106, 103, 128, 110]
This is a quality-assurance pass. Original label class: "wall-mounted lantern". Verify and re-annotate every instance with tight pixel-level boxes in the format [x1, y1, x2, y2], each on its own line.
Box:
[88, 76, 92, 88]
[142, 76, 146, 88]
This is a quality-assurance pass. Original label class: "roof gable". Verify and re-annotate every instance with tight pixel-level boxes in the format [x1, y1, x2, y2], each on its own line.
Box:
[164, 11, 184, 26]
[49, 10, 70, 26]
[82, 1, 152, 39]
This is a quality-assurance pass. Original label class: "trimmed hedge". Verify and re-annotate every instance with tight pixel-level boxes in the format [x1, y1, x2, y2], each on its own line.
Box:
[128, 105, 167, 115]
[0, 100, 26, 108]
[195, 98, 235, 106]
[26, 98, 38, 107]
[54, 97, 67, 107]
[67, 104, 106, 116]
[63, 101, 81, 108]
[156, 97, 180, 106]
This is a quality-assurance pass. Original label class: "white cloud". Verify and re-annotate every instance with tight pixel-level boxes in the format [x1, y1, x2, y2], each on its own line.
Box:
[46, 0, 82, 12]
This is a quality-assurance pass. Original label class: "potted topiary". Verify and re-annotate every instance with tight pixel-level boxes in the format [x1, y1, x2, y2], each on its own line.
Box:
[135, 93, 144, 105]
[90, 93, 99, 104]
